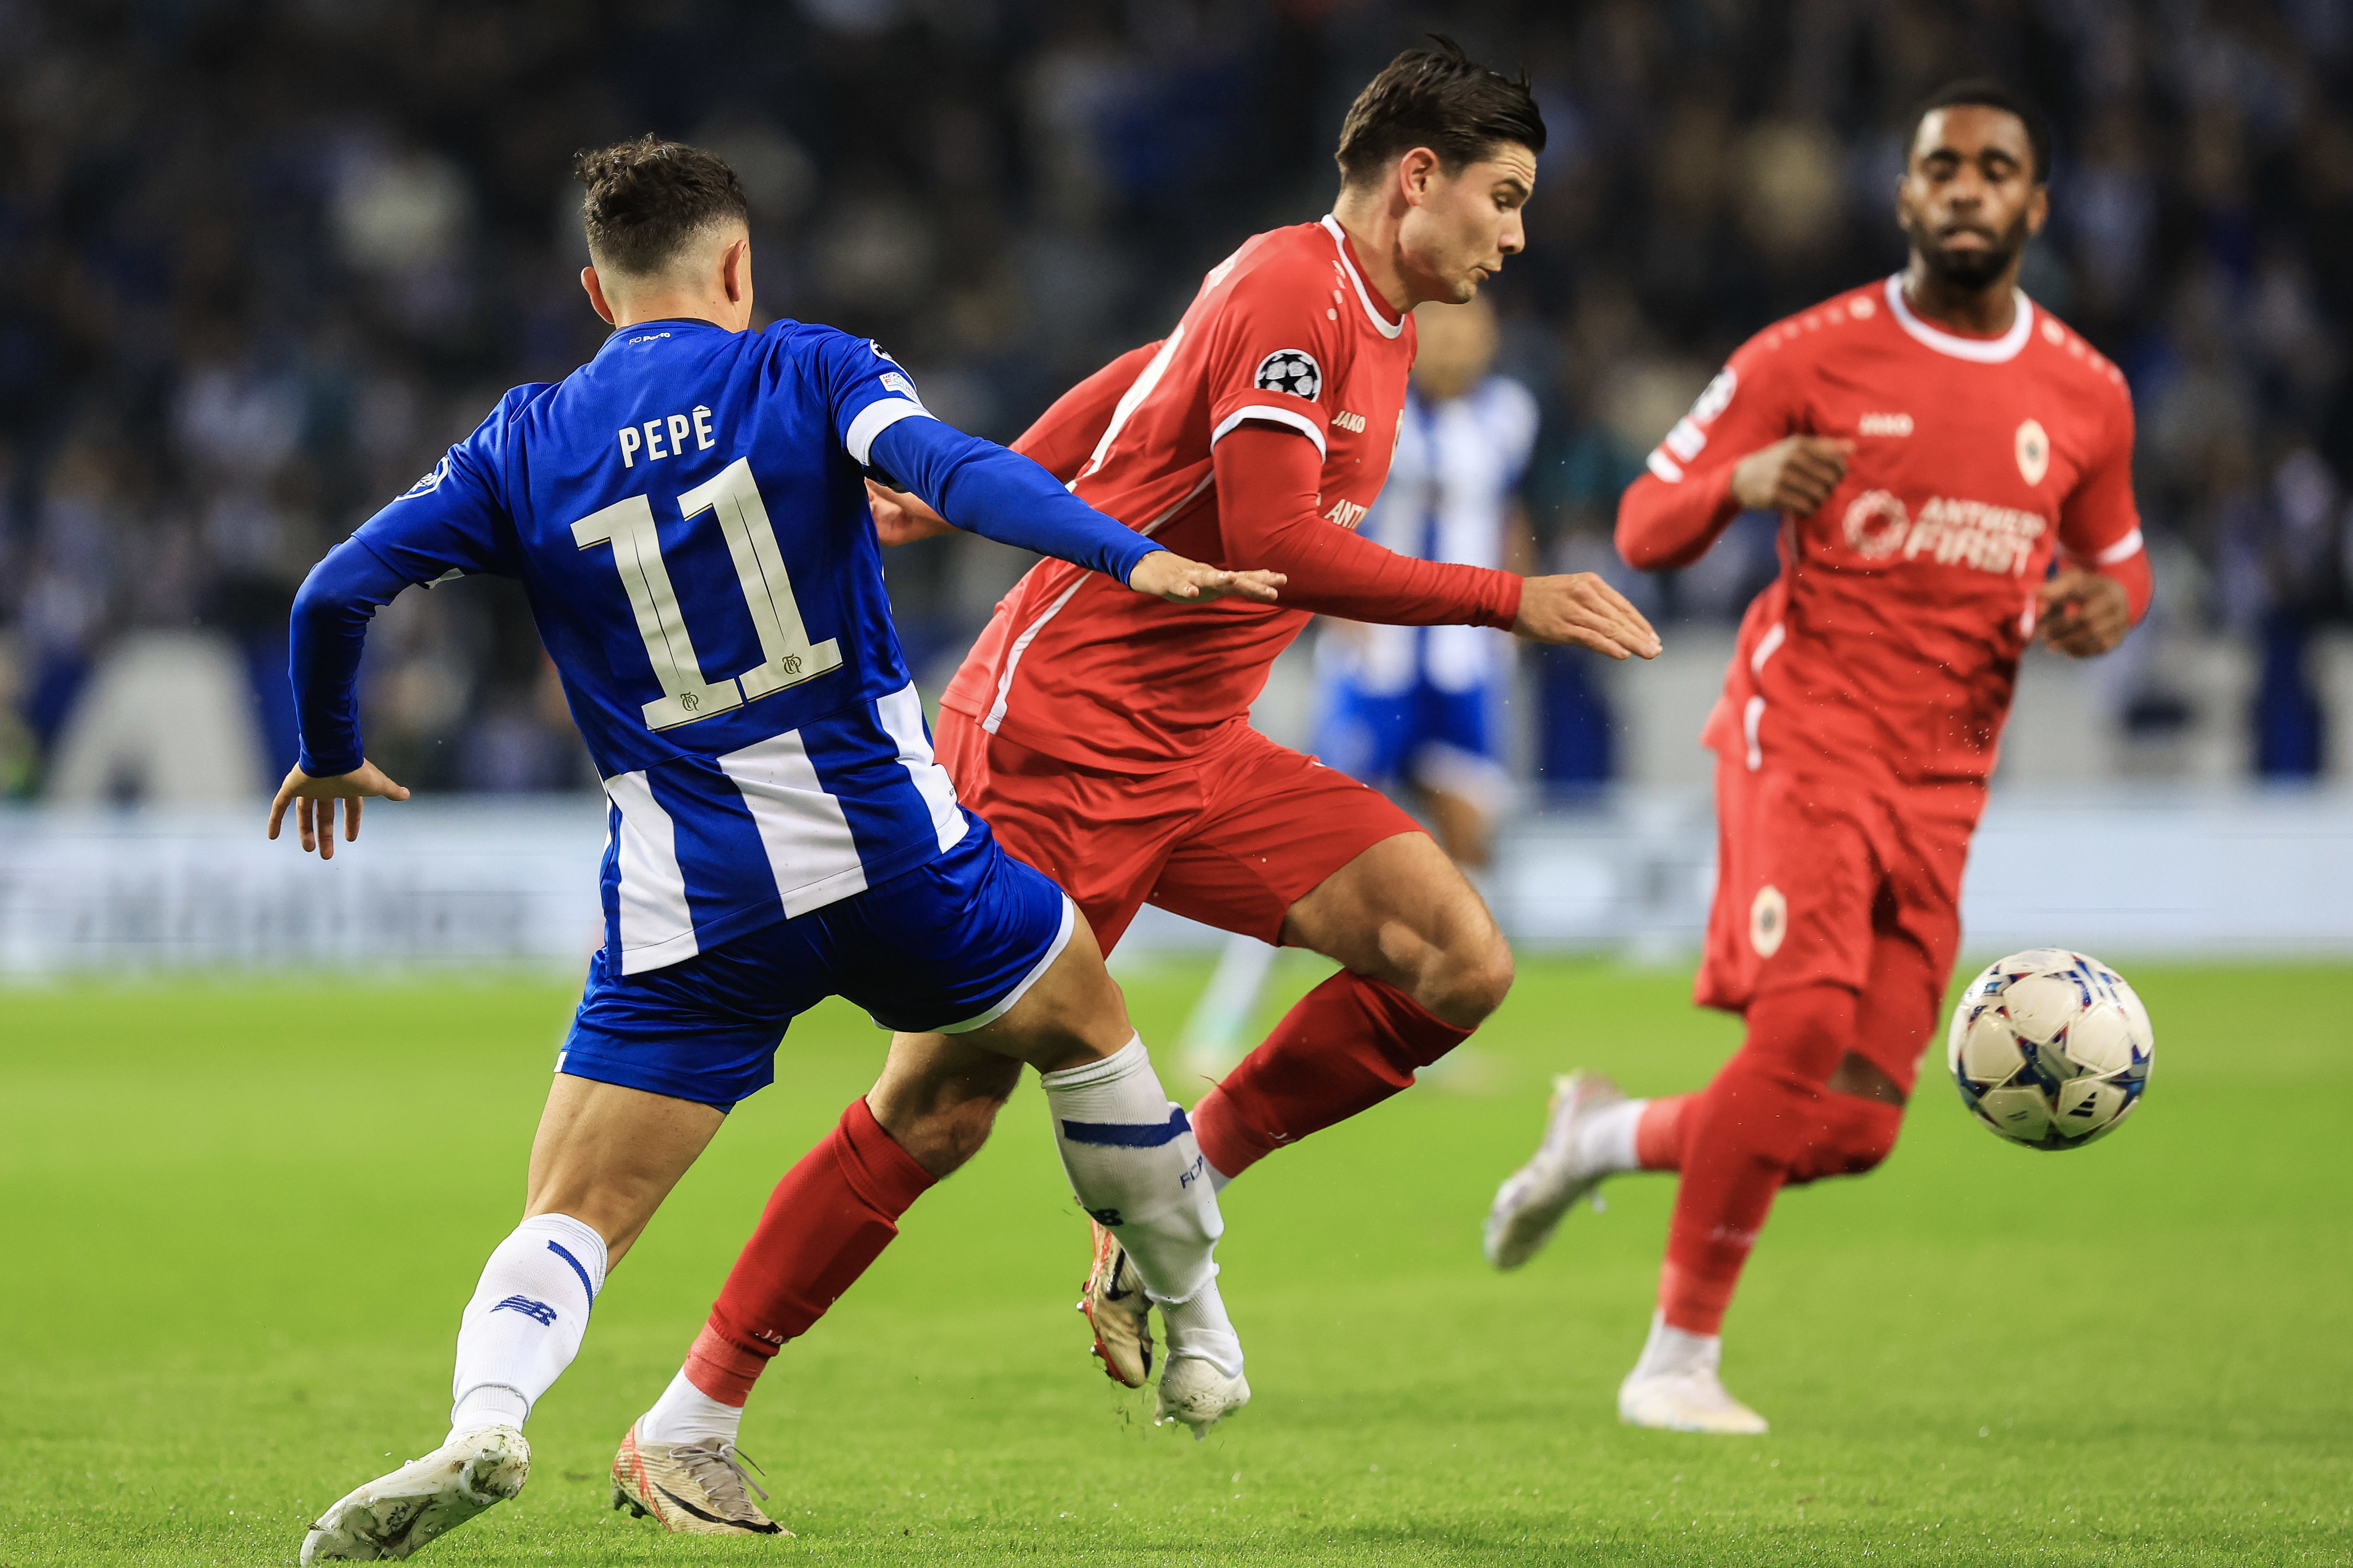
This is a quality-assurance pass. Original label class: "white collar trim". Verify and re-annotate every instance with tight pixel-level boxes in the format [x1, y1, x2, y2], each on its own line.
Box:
[1884, 275, 2033, 363]
[1321, 215, 1405, 339]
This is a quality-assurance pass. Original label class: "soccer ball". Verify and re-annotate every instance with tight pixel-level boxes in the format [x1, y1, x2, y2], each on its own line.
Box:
[1946, 949, 2154, 1152]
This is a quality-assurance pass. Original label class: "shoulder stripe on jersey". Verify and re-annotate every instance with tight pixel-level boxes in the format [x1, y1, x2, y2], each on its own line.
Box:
[1319, 215, 1405, 339]
[1211, 403, 1327, 458]
[983, 471, 1215, 735]
[937, 896, 1078, 1035]
[1882, 275, 2034, 363]
[2091, 527, 2144, 566]
[844, 398, 932, 466]
[875, 681, 968, 855]
[1082, 327, 1187, 479]
[605, 772, 698, 974]
[715, 732, 870, 918]
[1646, 448, 1685, 483]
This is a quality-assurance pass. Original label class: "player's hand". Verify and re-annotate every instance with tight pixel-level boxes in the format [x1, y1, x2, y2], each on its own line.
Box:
[267, 761, 411, 860]
[865, 479, 956, 546]
[1512, 573, 1662, 660]
[1731, 436, 1854, 516]
[1127, 550, 1286, 606]
[2037, 568, 2131, 658]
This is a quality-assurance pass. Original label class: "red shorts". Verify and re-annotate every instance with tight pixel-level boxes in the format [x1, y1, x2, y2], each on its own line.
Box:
[1698, 753, 1985, 1093]
[933, 708, 1425, 950]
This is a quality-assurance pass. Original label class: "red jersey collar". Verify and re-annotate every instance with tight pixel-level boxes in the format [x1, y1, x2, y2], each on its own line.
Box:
[1883, 274, 2034, 363]
[1320, 215, 1406, 339]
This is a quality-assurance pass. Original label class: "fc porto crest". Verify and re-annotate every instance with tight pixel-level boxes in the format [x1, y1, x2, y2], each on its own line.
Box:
[2015, 419, 2050, 486]
[1254, 349, 1322, 402]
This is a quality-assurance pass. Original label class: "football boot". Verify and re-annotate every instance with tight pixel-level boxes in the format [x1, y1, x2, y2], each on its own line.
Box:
[1483, 1070, 1625, 1270]
[610, 1422, 789, 1536]
[300, 1425, 529, 1563]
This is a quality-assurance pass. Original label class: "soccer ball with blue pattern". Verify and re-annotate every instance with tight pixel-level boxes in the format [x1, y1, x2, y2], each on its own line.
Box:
[1947, 948, 2154, 1151]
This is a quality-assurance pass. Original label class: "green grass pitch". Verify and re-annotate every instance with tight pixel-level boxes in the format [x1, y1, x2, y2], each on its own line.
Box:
[2, 956, 2348, 1566]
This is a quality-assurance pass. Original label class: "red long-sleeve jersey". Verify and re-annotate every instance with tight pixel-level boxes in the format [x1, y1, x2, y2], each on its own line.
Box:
[940, 217, 1522, 773]
[1619, 276, 2151, 786]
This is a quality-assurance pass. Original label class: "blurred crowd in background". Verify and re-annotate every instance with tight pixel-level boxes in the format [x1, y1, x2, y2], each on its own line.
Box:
[3, 0, 2350, 802]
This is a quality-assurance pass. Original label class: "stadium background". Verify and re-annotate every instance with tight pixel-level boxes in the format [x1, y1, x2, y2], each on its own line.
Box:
[2, 0, 2351, 971]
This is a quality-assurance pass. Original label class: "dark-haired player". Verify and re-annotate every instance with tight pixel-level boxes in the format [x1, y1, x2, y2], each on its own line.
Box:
[682, 38, 1659, 1410]
[284, 137, 1281, 1559]
[1485, 82, 2152, 1432]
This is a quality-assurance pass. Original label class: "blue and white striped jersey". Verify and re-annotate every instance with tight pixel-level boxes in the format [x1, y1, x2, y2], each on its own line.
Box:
[1322, 374, 1539, 696]
[344, 319, 973, 973]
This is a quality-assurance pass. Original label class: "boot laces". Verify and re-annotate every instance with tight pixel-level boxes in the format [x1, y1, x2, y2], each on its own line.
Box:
[679, 1440, 771, 1511]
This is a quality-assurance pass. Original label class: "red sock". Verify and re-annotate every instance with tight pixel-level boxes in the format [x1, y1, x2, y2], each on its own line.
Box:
[684, 1097, 935, 1406]
[1191, 971, 1471, 1179]
[1658, 983, 1853, 1337]
[1634, 1094, 1692, 1171]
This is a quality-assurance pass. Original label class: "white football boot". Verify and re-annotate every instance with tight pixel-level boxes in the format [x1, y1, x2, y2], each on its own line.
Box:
[1484, 1070, 1626, 1270]
[1154, 1356, 1251, 1438]
[1078, 1219, 1154, 1389]
[610, 1422, 789, 1536]
[1617, 1316, 1769, 1434]
[300, 1426, 530, 1563]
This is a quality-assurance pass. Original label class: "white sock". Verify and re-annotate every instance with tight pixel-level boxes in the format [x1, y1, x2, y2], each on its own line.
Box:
[1159, 1280, 1244, 1377]
[1206, 1163, 1232, 1195]
[1577, 1098, 1648, 1175]
[1041, 1035, 1224, 1305]
[448, 1212, 607, 1439]
[637, 1367, 744, 1447]
[1628, 1309, 1720, 1382]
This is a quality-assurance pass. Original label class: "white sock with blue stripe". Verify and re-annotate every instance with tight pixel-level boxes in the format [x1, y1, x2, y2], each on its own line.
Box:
[447, 1212, 608, 1441]
[1041, 1036, 1241, 1376]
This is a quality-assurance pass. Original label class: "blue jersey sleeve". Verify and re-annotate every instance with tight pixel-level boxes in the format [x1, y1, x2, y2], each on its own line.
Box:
[868, 417, 1158, 585]
[798, 328, 1156, 583]
[288, 391, 532, 776]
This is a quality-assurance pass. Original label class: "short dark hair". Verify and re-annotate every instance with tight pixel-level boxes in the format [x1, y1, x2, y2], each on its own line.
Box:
[572, 135, 749, 277]
[1335, 36, 1545, 189]
[1908, 79, 2052, 184]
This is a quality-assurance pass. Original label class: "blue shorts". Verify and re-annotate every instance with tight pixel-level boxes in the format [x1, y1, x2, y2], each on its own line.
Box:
[1314, 674, 1507, 808]
[558, 819, 1074, 1111]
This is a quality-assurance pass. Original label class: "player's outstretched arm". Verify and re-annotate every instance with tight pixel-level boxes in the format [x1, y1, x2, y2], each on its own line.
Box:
[865, 416, 1281, 604]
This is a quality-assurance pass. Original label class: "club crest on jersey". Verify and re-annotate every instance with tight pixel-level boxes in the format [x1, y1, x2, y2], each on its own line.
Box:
[1255, 349, 1321, 402]
[2015, 419, 2050, 486]
[1750, 885, 1788, 958]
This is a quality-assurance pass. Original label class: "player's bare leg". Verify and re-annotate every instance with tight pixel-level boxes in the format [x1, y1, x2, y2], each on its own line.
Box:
[305, 1079, 724, 1560]
[626, 921, 1246, 1464]
[1182, 831, 1512, 1186]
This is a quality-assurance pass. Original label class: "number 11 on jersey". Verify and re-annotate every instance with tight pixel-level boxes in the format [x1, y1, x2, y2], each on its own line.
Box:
[571, 457, 844, 731]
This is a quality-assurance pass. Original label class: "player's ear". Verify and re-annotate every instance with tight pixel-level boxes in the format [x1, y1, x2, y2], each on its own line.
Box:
[2025, 182, 2050, 238]
[716, 233, 746, 303]
[1398, 146, 1441, 206]
[581, 265, 618, 326]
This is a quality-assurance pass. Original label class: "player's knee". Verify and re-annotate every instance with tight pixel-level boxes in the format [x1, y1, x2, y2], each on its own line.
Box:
[1789, 1095, 1903, 1184]
[1424, 925, 1514, 1027]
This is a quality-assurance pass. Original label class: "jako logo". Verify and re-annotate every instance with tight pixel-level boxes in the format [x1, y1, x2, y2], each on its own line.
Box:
[1859, 412, 1914, 436]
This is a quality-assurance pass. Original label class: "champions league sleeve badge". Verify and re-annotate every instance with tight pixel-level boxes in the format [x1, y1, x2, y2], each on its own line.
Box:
[1254, 349, 1322, 402]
